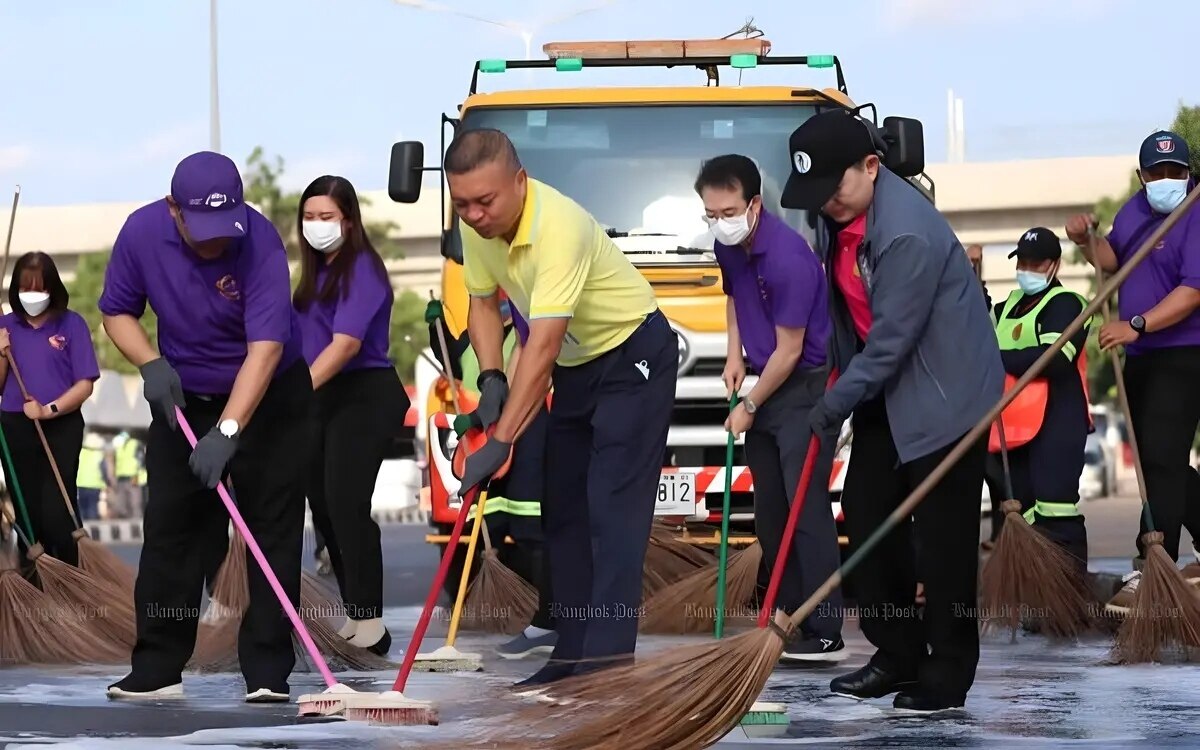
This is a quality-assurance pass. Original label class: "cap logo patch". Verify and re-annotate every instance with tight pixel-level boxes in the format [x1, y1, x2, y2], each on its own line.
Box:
[1023, 230, 1038, 242]
[793, 150, 813, 175]
[1157, 138, 1175, 153]
[234, 221, 244, 233]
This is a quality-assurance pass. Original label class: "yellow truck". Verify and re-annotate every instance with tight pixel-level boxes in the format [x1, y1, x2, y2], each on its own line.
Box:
[387, 37, 933, 566]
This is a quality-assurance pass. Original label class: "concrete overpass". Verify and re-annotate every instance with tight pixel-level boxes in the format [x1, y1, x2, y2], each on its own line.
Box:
[0, 154, 1137, 303]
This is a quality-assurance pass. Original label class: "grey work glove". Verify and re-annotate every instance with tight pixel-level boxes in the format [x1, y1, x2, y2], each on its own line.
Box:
[472, 370, 509, 429]
[455, 436, 512, 500]
[139, 357, 186, 431]
[188, 426, 238, 489]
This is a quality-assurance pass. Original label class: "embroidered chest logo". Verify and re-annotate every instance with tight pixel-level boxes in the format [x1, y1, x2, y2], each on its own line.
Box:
[215, 274, 241, 301]
[48, 334, 67, 351]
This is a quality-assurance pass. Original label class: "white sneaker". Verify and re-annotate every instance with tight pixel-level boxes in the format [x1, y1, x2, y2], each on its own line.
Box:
[245, 688, 289, 703]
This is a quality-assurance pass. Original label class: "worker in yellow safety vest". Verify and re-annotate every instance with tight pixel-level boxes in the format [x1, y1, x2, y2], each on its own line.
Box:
[77, 432, 107, 520]
[427, 293, 556, 660]
[990, 228, 1093, 578]
[111, 431, 142, 518]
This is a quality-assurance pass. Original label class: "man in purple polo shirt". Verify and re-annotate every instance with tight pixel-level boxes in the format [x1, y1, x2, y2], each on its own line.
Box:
[695, 154, 845, 663]
[99, 151, 313, 703]
[1068, 129, 1200, 593]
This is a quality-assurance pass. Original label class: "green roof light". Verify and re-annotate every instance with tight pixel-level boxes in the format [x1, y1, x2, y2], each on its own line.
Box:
[729, 53, 758, 69]
[555, 57, 583, 72]
[807, 55, 835, 69]
[479, 59, 507, 73]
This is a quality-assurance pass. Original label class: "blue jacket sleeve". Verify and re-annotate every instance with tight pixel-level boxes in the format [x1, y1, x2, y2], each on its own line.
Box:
[824, 233, 941, 417]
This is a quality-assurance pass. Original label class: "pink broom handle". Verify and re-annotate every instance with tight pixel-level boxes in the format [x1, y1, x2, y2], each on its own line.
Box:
[175, 406, 337, 689]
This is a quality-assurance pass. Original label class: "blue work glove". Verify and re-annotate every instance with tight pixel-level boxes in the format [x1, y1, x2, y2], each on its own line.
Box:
[139, 357, 186, 431]
[456, 436, 512, 499]
[472, 370, 509, 429]
[188, 426, 238, 489]
[808, 397, 843, 441]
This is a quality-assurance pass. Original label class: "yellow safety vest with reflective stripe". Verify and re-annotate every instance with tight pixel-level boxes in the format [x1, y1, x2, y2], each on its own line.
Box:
[994, 286, 1093, 524]
[77, 447, 106, 490]
[115, 438, 140, 479]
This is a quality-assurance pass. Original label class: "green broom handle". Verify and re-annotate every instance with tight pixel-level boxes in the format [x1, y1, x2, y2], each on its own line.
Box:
[0, 419, 34, 542]
[714, 393, 737, 640]
[779, 185, 1200, 634]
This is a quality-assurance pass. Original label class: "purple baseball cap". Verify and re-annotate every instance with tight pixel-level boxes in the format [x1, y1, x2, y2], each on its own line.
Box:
[170, 151, 249, 243]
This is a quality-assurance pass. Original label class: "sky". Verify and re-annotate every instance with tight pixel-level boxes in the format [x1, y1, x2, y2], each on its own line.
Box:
[0, 0, 1197, 207]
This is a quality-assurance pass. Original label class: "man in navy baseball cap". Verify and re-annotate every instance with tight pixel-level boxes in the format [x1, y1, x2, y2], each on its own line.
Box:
[1139, 130, 1191, 172]
[167, 151, 250, 246]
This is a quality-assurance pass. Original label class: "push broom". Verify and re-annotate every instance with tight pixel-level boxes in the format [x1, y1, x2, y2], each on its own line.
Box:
[1090, 232, 1200, 663]
[978, 414, 1092, 640]
[2, 351, 137, 597]
[469, 190, 1200, 749]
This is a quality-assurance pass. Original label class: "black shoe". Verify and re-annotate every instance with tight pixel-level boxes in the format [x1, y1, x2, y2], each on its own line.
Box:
[781, 635, 850, 664]
[106, 673, 184, 700]
[512, 661, 576, 691]
[364, 628, 391, 657]
[830, 664, 918, 701]
[893, 690, 965, 714]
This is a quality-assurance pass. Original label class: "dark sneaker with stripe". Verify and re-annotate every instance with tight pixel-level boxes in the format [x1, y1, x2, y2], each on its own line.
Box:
[781, 635, 849, 663]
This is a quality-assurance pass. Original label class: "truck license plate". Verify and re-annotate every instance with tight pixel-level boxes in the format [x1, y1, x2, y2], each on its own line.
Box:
[656, 472, 696, 515]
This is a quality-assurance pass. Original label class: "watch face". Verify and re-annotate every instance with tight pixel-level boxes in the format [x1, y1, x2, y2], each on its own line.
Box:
[219, 419, 239, 437]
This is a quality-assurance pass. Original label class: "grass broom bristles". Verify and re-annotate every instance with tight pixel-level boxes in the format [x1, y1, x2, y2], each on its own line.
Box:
[28, 543, 136, 656]
[640, 541, 762, 634]
[979, 500, 1092, 640]
[187, 529, 250, 671]
[299, 570, 395, 671]
[0, 565, 130, 666]
[650, 522, 715, 568]
[643, 533, 713, 600]
[461, 548, 538, 635]
[73, 529, 136, 599]
[1111, 531, 1200, 664]
[210, 528, 250, 615]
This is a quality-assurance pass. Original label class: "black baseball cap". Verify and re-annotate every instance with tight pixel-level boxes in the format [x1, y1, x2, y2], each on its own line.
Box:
[1008, 227, 1062, 261]
[1139, 130, 1190, 170]
[781, 109, 876, 211]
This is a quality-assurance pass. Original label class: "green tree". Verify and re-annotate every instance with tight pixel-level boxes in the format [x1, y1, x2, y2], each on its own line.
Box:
[67, 250, 159, 374]
[390, 290, 430, 386]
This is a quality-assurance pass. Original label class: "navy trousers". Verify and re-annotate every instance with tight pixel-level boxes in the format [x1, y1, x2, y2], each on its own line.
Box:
[543, 310, 677, 671]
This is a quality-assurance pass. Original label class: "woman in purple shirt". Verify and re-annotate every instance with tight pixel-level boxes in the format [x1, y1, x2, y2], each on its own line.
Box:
[0, 252, 100, 569]
[293, 175, 409, 656]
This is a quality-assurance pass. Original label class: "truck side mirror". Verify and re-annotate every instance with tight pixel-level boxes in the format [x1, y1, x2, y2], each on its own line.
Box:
[881, 117, 925, 178]
[388, 141, 425, 203]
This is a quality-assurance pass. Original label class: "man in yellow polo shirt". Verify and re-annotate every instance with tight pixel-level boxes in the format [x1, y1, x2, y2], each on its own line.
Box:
[449, 128, 678, 689]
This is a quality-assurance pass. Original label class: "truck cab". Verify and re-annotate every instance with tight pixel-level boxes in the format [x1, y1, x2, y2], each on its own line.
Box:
[389, 38, 932, 552]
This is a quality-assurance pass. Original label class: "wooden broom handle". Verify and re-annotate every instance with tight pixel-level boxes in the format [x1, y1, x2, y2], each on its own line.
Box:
[781, 184, 1200, 633]
[3, 350, 81, 529]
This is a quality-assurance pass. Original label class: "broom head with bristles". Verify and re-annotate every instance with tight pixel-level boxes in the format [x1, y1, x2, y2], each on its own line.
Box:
[298, 571, 396, 671]
[1111, 531, 1200, 664]
[73, 528, 137, 598]
[210, 528, 250, 615]
[28, 542, 136, 656]
[643, 534, 713, 600]
[460, 548, 538, 635]
[0, 565, 129, 666]
[650, 522, 716, 568]
[979, 500, 1092, 640]
[460, 612, 789, 750]
[189, 617, 241, 672]
[187, 529, 250, 671]
[640, 541, 762, 635]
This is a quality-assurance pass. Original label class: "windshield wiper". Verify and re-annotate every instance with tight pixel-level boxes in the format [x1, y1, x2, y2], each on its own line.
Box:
[620, 246, 711, 255]
[604, 229, 674, 238]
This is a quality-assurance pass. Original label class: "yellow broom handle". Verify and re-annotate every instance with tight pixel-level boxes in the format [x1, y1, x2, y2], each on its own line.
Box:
[446, 489, 489, 646]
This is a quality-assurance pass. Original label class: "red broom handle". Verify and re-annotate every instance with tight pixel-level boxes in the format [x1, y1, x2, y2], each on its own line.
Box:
[393, 481, 482, 693]
[758, 369, 839, 628]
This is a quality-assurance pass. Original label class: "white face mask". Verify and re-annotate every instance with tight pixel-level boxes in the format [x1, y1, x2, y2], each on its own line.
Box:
[18, 291, 50, 317]
[302, 220, 345, 253]
[706, 204, 758, 246]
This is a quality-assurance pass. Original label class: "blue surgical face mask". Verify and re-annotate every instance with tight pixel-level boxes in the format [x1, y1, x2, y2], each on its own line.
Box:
[1016, 270, 1050, 296]
[1145, 177, 1189, 214]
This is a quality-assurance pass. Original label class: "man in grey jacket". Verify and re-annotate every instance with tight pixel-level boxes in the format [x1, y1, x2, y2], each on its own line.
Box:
[781, 108, 1004, 714]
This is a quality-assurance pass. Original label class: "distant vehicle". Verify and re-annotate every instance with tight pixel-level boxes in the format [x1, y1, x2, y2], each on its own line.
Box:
[1080, 432, 1114, 500]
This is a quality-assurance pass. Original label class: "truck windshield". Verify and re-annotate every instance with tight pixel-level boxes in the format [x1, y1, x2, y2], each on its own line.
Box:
[459, 103, 819, 262]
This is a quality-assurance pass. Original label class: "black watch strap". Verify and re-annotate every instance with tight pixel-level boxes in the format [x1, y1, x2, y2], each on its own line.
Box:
[49, 403, 59, 414]
[1131, 315, 1146, 333]
[477, 369, 507, 390]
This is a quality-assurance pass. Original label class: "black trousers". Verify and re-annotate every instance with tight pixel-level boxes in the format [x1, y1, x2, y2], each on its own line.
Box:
[307, 367, 408, 622]
[129, 360, 313, 692]
[1124, 346, 1200, 562]
[841, 397, 985, 702]
[745, 367, 842, 639]
[544, 311, 677, 669]
[1, 410, 84, 568]
[477, 405, 554, 630]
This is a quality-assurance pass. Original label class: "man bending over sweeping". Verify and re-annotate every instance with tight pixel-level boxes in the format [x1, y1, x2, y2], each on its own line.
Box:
[782, 108, 1004, 714]
[101, 151, 313, 702]
[447, 128, 678, 689]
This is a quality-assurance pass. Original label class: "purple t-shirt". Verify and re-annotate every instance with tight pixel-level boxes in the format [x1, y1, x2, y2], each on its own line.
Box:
[714, 210, 829, 373]
[295, 250, 393, 373]
[1107, 190, 1200, 355]
[0, 310, 100, 413]
[509, 304, 529, 345]
[98, 199, 303, 395]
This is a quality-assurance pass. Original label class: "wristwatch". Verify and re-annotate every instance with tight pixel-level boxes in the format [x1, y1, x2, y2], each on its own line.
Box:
[48, 402, 58, 414]
[219, 418, 240, 439]
[1130, 315, 1146, 334]
[743, 398, 758, 415]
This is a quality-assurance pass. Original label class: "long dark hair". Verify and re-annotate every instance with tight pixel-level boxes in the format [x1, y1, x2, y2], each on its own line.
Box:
[9, 252, 69, 318]
[292, 175, 389, 310]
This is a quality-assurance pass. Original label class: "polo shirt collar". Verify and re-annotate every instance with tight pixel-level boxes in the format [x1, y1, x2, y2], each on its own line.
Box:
[746, 209, 775, 255]
[508, 179, 540, 251]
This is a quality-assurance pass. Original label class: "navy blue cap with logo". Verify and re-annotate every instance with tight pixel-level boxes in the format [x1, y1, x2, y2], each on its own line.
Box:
[1139, 130, 1190, 171]
[170, 151, 249, 243]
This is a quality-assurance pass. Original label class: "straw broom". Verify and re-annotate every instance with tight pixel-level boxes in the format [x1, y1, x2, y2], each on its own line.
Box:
[451, 187, 1200, 750]
[978, 417, 1092, 640]
[188, 529, 249, 672]
[642, 522, 714, 600]
[1093, 244, 1200, 662]
[2, 352, 138, 598]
